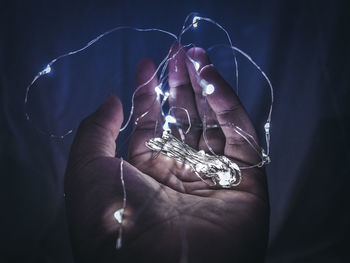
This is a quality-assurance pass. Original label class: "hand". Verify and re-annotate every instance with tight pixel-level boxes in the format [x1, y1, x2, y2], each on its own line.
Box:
[64, 46, 269, 263]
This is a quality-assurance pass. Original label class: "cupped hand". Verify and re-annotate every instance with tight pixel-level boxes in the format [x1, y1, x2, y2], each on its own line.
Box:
[64, 46, 269, 263]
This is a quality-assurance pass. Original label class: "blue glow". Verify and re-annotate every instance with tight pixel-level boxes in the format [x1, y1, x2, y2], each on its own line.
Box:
[42, 65, 51, 74]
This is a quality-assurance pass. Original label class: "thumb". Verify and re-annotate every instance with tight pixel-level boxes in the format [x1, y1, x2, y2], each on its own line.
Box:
[68, 94, 124, 167]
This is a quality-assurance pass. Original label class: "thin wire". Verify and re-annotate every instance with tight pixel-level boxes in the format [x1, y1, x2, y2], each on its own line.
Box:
[25, 12, 274, 172]
[24, 26, 178, 137]
[116, 158, 126, 249]
[201, 97, 218, 156]
[122, 43, 193, 131]
[23, 14, 277, 260]
[191, 16, 239, 95]
[120, 46, 175, 131]
[168, 106, 192, 134]
[207, 43, 274, 157]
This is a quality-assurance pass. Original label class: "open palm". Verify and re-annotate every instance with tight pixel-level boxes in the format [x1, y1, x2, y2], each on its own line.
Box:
[64, 47, 269, 263]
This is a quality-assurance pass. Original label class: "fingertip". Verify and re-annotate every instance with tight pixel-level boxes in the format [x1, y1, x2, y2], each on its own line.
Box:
[168, 43, 190, 88]
[137, 57, 155, 71]
[185, 47, 212, 96]
[133, 57, 161, 126]
[101, 93, 122, 110]
[187, 47, 206, 57]
[186, 47, 211, 71]
[199, 64, 225, 89]
[100, 93, 123, 115]
[135, 58, 158, 96]
[136, 58, 156, 81]
[70, 94, 124, 161]
[93, 94, 124, 139]
[199, 64, 236, 107]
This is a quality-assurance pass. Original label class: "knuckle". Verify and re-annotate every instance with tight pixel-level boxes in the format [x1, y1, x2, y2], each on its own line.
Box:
[216, 105, 242, 121]
[225, 134, 247, 145]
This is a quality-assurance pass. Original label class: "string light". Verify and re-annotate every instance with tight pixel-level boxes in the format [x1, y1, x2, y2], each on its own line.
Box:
[40, 65, 51, 75]
[154, 84, 164, 96]
[146, 132, 242, 188]
[165, 115, 176, 123]
[163, 114, 177, 131]
[114, 209, 124, 224]
[114, 158, 126, 250]
[24, 11, 274, 176]
[204, 83, 215, 95]
[24, 11, 274, 170]
[192, 16, 200, 28]
[193, 61, 200, 71]
[24, 13, 275, 248]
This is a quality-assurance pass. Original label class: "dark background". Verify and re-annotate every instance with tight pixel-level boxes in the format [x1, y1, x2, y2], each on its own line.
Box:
[1, 0, 349, 262]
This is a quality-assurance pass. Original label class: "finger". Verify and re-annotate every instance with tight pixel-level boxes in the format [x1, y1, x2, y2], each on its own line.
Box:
[133, 58, 162, 126]
[128, 58, 163, 163]
[168, 44, 200, 148]
[68, 94, 124, 166]
[128, 58, 188, 191]
[185, 47, 216, 123]
[199, 64, 260, 163]
[186, 47, 225, 154]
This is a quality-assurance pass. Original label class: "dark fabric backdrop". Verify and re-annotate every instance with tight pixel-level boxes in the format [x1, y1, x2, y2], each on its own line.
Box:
[1, 0, 349, 262]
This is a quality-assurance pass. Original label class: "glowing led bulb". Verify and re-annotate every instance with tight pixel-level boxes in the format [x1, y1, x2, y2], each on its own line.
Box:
[205, 84, 215, 95]
[199, 79, 215, 96]
[163, 123, 169, 131]
[114, 208, 124, 224]
[165, 115, 176, 123]
[194, 61, 200, 71]
[264, 122, 270, 134]
[192, 16, 200, 28]
[154, 85, 163, 96]
[41, 65, 51, 75]
[163, 115, 176, 131]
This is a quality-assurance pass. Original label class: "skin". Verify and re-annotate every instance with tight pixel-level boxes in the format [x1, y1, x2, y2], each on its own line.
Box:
[64, 46, 269, 263]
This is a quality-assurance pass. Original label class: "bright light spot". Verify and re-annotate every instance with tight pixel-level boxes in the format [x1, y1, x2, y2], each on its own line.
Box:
[163, 115, 176, 131]
[154, 85, 163, 96]
[114, 208, 124, 224]
[163, 122, 170, 131]
[161, 91, 170, 104]
[264, 122, 270, 133]
[165, 115, 176, 123]
[199, 79, 214, 96]
[192, 16, 200, 28]
[194, 61, 200, 71]
[205, 84, 215, 95]
[42, 65, 51, 74]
